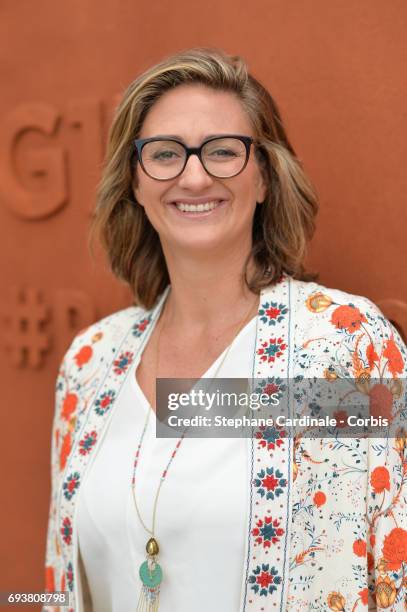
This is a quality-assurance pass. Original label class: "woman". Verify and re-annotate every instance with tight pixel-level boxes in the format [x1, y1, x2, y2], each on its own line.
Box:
[44, 48, 407, 611]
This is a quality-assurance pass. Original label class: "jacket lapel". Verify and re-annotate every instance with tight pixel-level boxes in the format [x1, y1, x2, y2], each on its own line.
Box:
[240, 276, 293, 611]
[60, 287, 170, 610]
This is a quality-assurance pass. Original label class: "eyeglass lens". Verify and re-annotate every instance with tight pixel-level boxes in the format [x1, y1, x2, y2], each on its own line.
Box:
[140, 137, 247, 179]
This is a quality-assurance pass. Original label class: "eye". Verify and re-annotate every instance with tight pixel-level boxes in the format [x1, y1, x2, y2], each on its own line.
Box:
[210, 148, 237, 157]
[206, 147, 237, 159]
[151, 149, 181, 161]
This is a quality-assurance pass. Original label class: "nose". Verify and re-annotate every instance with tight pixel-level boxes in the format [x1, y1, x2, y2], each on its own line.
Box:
[176, 153, 214, 189]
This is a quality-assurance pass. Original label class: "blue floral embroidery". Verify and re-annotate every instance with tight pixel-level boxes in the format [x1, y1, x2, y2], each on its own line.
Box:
[254, 377, 286, 400]
[61, 517, 72, 545]
[66, 561, 74, 592]
[132, 316, 152, 337]
[113, 351, 134, 375]
[94, 390, 116, 416]
[259, 301, 288, 326]
[255, 425, 285, 451]
[254, 467, 287, 500]
[248, 563, 282, 596]
[79, 430, 97, 455]
[257, 338, 287, 363]
[63, 472, 80, 500]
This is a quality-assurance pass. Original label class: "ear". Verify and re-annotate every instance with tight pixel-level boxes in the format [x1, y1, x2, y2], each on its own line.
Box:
[256, 168, 267, 204]
[132, 179, 144, 207]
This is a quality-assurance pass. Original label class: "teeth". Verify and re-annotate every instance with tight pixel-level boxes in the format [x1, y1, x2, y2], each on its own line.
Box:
[174, 200, 222, 212]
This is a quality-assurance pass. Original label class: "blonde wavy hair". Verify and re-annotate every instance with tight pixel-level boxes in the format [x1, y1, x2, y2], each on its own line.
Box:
[90, 47, 318, 309]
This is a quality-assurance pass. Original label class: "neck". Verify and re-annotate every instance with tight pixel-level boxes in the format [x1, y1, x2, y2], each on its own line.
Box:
[160, 241, 259, 333]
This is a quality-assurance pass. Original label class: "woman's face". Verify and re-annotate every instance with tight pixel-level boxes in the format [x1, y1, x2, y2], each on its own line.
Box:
[133, 84, 267, 257]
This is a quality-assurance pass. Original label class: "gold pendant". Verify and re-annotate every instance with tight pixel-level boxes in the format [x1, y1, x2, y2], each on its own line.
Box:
[136, 538, 163, 612]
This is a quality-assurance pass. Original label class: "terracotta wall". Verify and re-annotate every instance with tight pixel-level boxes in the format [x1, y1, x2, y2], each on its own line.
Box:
[1, 0, 406, 605]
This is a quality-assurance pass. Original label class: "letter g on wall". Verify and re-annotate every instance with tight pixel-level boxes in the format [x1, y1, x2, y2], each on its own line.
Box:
[0, 103, 68, 219]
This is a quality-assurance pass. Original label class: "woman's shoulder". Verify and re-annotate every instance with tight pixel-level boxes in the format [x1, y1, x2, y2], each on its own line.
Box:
[58, 302, 151, 371]
[287, 277, 392, 332]
[290, 277, 381, 313]
[285, 277, 406, 376]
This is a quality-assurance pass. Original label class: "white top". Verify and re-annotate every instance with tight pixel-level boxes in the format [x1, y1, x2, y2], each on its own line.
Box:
[77, 316, 257, 612]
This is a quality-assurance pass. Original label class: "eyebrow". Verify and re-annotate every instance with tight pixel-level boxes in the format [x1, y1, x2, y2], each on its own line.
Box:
[146, 133, 238, 141]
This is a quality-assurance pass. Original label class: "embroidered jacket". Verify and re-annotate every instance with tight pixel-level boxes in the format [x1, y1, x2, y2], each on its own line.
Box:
[43, 277, 407, 611]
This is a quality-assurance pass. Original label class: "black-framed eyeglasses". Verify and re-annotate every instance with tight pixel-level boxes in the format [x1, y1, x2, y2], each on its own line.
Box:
[133, 134, 255, 180]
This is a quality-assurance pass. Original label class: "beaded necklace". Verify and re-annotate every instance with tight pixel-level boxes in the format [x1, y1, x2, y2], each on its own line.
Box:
[131, 292, 259, 612]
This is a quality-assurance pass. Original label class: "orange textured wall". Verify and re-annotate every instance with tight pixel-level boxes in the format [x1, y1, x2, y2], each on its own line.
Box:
[1, 0, 406, 605]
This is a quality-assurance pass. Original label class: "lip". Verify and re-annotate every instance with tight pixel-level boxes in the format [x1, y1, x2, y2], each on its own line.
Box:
[166, 197, 227, 205]
[167, 199, 227, 218]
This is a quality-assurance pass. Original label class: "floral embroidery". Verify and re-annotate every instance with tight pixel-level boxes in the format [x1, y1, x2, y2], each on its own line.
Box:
[63, 472, 80, 500]
[257, 338, 287, 363]
[94, 390, 116, 416]
[45, 566, 55, 592]
[74, 345, 93, 368]
[313, 491, 326, 507]
[375, 575, 397, 608]
[66, 561, 74, 592]
[254, 377, 286, 400]
[259, 301, 288, 326]
[79, 430, 97, 455]
[254, 467, 287, 500]
[383, 338, 404, 376]
[61, 393, 78, 421]
[305, 292, 333, 313]
[358, 588, 369, 605]
[248, 564, 281, 596]
[382, 527, 407, 571]
[369, 383, 393, 421]
[255, 425, 285, 452]
[352, 539, 367, 557]
[252, 516, 284, 547]
[59, 432, 72, 470]
[132, 316, 152, 337]
[113, 351, 134, 375]
[370, 465, 390, 494]
[327, 591, 346, 610]
[330, 304, 367, 333]
[61, 517, 72, 545]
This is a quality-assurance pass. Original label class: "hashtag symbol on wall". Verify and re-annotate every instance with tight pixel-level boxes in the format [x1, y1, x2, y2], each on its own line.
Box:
[3, 287, 50, 368]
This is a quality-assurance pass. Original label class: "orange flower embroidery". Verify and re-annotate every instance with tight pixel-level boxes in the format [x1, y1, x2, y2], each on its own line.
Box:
[45, 566, 55, 592]
[313, 491, 326, 507]
[367, 551, 374, 572]
[370, 466, 390, 494]
[383, 338, 404, 377]
[366, 342, 379, 369]
[306, 292, 333, 313]
[369, 384, 393, 422]
[375, 575, 397, 607]
[358, 588, 368, 605]
[61, 392, 78, 421]
[382, 527, 407, 571]
[327, 591, 346, 610]
[330, 305, 367, 333]
[74, 345, 93, 367]
[353, 539, 367, 557]
[59, 432, 72, 471]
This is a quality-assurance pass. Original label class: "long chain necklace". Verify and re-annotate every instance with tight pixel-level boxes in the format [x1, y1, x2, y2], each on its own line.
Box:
[132, 291, 259, 612]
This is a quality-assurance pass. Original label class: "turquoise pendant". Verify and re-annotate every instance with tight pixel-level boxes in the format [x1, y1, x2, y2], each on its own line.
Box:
[139, 560, 163, 588]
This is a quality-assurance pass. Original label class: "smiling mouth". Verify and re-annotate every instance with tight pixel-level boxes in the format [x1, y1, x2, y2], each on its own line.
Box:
[171, 200, 225, 213]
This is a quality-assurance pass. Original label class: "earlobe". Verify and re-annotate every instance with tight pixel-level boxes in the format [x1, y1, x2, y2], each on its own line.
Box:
[133, 184, 144, 207]
[256, 175, 267, 205]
